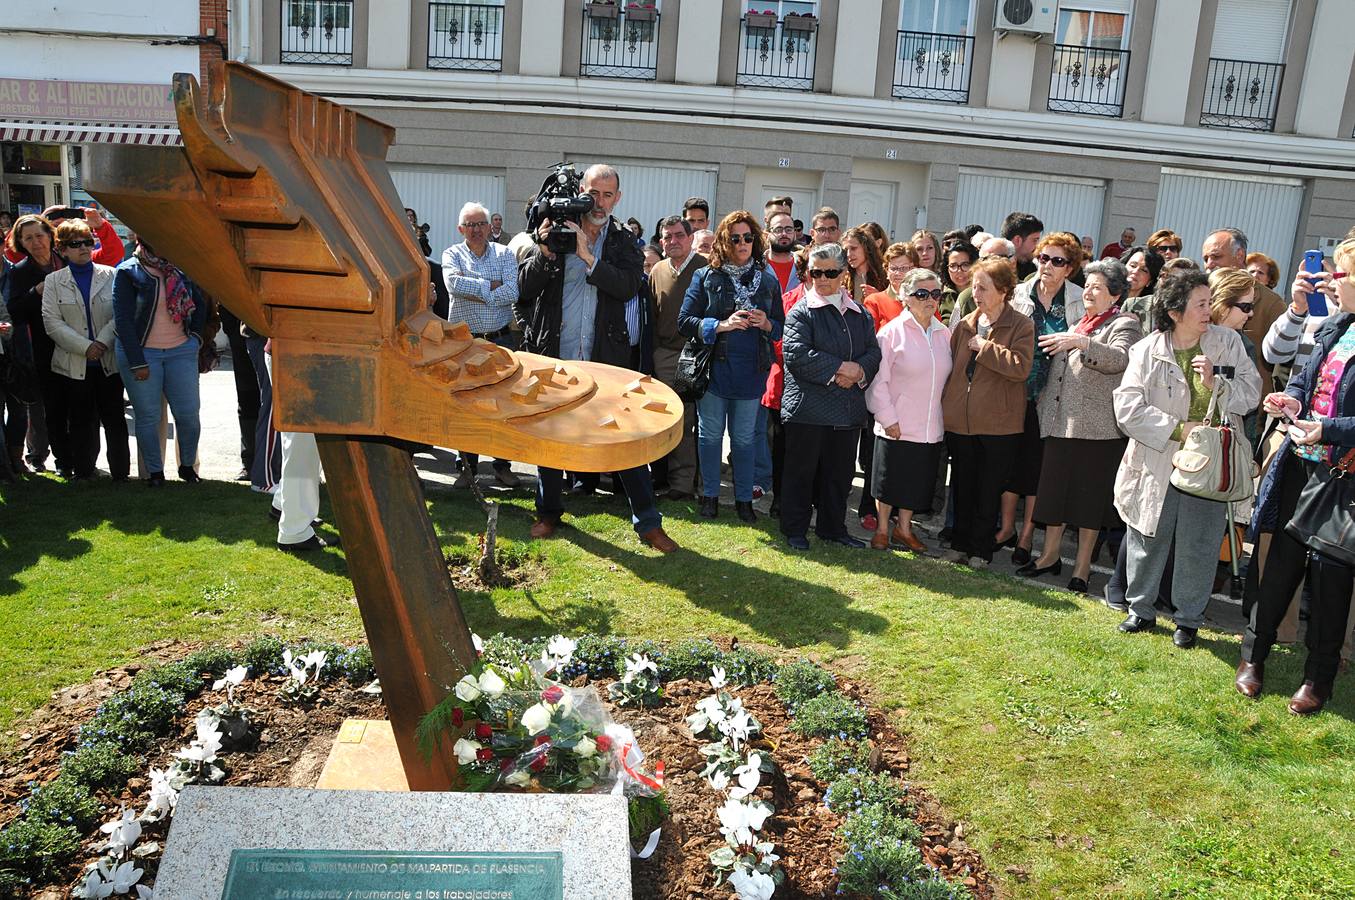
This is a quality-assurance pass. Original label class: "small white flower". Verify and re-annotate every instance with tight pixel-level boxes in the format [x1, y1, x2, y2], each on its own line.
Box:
[709, 666, 728, 690]
[453, 738, 482, 765]
[303, 650, 329, 675]
[720, 708, 757, 750]
[135, 886, 156, 899]
[717, 798, 771, 838]
[75, 864, 114, 899]
[730, 754, 762, 801]
[477, 667, 507, 698]
[454, 674, 482, 702]
[729, 865, 777, 900]
[283, 649, 309, 684]
[211, 665, 248, 693]
[143, 768, 179, 821]
[624, 653, 658, 678]
[503, 769, 531, 787]
[706, 769, 730, 792]
[100, 807, 142, 856]
[573, 736, 597, 758]
[109, 860, 144, 893]
[541, 635, 577, 671]
[471, 632, 484, 654]
[521, 702, 552, 735]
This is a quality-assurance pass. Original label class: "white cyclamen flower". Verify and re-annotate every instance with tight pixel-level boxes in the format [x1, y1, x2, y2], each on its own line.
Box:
[454, 674, 482, 702]
[303, 650, 329, 675]
[709, 666, 728, 690]
[624, 653, 658, 678]
[521, 702, 552, 735]
[282, 649, 309, 684]
[471, 632, 485, 654]
[135, 886, 155, 899]
[717, 798, 772, 840]
[573, 736, 597, 758]
[190, 718, 224, 761]
[211, 665, 248, 693]
[477, 667, 507, 698]
[100, 807, 142, 855]
[546, 635, 576, 664]
[720, 708, 757, 750]
[75, 862, 114, 899]
[729, 866, 777, 900]
[706, 769, 730, 792]
[109, 860, 144, 893]
[730, 754, 762, 801]
[453, 738, 482, 765]
[143, 768, 179, 821]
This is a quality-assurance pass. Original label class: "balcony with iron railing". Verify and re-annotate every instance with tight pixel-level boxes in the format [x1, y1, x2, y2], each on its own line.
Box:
[427, 3, 504, 71]
[892, 30, 974, 104]
[280, 0, 354, 64]
[580, 2, 660, 80]
[1199, 58, 1284, 132]
[735, 12, 817, 92]
[1047, 44, 1129, 118]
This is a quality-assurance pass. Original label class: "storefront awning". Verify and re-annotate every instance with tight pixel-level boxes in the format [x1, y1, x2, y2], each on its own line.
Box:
[0, 119, 181, 146]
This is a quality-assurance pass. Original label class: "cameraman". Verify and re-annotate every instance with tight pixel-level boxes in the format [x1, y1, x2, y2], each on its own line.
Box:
[517, 164, 678, 554]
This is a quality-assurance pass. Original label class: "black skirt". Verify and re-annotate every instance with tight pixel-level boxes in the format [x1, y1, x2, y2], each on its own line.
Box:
[871, 435, 944, 512]
[1033, 436, 1126, 530]
[1005, 400, 1044, 496]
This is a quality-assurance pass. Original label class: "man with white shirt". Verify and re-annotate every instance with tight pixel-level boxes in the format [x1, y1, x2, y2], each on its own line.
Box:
[442, 201, 521, 488]
[647, 215, 706, 499]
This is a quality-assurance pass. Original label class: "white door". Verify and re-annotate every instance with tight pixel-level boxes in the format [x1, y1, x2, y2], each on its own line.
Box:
[954, 168, 1106, 241]
[763, 185, 819, 222]
[1155, 167, 1304, 271]
[389, 165, 507, 257]
[848, 180, 898, 238]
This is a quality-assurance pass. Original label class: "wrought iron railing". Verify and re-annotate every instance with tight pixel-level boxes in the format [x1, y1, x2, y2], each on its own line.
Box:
[428, 3, 504, 71]
[735, 16, 817, 92]
[280, 0, 354, 65]
[580, 6, 660, 80]
[892, 30, 973, 103]
[1199, 58, 1284, 132]
[1047, 44, 1129, 117]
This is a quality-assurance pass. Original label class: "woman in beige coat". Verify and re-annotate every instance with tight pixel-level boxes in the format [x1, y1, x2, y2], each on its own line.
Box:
[41, 218, 128, 481]
[1112, 270, 1260, 648]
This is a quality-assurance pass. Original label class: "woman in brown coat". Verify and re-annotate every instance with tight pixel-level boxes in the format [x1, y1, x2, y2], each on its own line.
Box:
[940, 257, 1034, 567]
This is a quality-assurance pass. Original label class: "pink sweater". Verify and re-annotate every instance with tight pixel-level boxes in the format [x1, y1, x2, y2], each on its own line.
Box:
[143, 272, 188, 350]
[865, 312, 952, 444]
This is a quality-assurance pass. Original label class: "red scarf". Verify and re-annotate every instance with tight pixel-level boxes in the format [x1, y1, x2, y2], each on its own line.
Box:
[1074, 305, 1120, 336]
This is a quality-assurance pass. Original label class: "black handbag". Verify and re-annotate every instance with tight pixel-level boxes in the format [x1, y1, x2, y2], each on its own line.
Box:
[672, 338, 713, 402]
[0, 352, 39, 406]
[1285, 448, 1355, 567]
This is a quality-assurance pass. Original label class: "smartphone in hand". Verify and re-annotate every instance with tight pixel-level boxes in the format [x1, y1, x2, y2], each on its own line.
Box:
[1302, 250, 1329, 317]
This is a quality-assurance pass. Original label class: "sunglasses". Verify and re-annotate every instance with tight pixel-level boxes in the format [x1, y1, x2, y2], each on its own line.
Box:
[1154, 244, 1182, 253]
[908, 289, 944, 301]
[1037, 253, 1071, 267]
[809, 268, 844, 279]
[62, 239, 96, 249]
[728, 233, 758, 244]
[1233, 302, 1255, 314]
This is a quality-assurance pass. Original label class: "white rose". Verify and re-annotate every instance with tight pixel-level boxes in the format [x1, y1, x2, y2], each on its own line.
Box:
[453, 738, 482, 765]
[503, 769, 531, 787]
[477, 668, 507, 698]
[521, 702, 552, 735]
[454, 675, 482, 702]
[573, 736, 596, 758]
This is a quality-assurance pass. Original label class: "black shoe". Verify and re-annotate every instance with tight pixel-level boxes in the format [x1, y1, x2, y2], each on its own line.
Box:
[1016, 558, 1062, 578]
[1011, 546, 1033, 566]
[1118, 614, 1156, 633]
[178, 466, 202, 484]
[786, 535, 810, 551]
[277, 534, 333, 552]
[665, 489, 694, 501]
[998, 533, 1018, 549]
[938, 526, 953, 544]
[146, 472, 166, 488]
[1067, 577, 1089, 594]
[699, 496, 719, 518]
[735, 501, 756, 523]
[235, 467, 251, 481]
[768, 497, 780, 518]
[826, 535, 866, 549]
[1173, 626, 1198, 649]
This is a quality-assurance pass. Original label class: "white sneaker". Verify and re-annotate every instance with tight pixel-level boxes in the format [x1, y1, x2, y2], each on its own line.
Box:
[967, 556, 990, 569]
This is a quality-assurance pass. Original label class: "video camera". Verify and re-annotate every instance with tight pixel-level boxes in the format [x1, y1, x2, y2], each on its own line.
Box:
[526, 163, 595, 255]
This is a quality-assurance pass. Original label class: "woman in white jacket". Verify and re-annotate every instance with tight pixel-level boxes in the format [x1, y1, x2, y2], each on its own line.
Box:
[41, 218, 128, 481]
[1112, 270, 1260, 648]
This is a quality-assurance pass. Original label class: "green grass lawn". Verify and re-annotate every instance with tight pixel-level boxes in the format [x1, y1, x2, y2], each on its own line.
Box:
[2, 474, 1353, 898]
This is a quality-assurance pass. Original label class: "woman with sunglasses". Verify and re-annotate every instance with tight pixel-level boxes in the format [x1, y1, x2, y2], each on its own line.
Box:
[1021, 259, 1142, 592]
[1209, 267, 1262, 444]
[6, 213, 67, 474]
[39, 218, 129, 481]
[1147, 229, 1182, 262]
[865, 268, 952, 552]
[779, 243, 881, 551]
[939, 241, 977, 322]
[940, 257, 1033, 567]
[679, 211, 783, 522]
[1003, 232, 1085, 566]
[1119, 244, 1165, 330]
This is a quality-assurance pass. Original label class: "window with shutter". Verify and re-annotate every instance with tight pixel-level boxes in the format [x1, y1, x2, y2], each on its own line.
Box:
[1210, 0, 1290, 63]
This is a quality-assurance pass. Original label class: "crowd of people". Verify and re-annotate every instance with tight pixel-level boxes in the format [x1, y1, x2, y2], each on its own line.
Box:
[1, 166, 1352, 717]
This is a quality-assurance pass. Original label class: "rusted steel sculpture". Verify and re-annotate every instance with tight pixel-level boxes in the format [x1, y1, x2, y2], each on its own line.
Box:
[85, 62, 681, 791]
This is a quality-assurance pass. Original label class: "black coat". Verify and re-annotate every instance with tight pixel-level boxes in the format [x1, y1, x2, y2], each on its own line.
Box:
[781, 295, 881, 428]
[8, 256, 61, 370]
[516, 218, 643, 367]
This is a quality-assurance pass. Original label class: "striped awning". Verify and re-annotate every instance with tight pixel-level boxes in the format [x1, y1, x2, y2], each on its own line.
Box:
[0, 119, 181, 146]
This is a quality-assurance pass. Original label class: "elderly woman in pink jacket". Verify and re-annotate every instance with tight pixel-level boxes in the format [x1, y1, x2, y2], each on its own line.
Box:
[865, 268, 952, 552]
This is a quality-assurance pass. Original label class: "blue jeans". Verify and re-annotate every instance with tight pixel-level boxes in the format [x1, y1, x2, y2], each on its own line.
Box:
[753, 403, 772, 490]
[536, 464, 661, 535]
[698, 392, 759, 503]
[116, 338, 201, 477]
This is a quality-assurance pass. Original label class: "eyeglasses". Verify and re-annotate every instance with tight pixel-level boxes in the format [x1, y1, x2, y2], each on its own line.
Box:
[908, 289, 944, 301]
[809, 268, 844, 279]
[812, 225, 840, 234]
[1037, 253, 1070, 267]
[769, 226, 795, 234]
[886, 265, 912, 275]
[1233, 302, 1255, 314]
[947, 261, 972, 272]
[461, 221, 489, 229]
[1154, 244, 1181, 253]
[62, 239, 96, 249]
[728, 233, 758, 245]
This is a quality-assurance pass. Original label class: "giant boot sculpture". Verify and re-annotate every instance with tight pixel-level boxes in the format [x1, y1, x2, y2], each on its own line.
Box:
[86, 62, 681, 790]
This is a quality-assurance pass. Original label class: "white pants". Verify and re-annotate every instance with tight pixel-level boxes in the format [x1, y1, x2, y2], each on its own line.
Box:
[272, 430, 321, 545]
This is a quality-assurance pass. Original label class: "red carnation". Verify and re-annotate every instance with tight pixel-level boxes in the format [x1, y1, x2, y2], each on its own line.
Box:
[475, 723, 493, 740]
[529, 754, 547, 772]
[594, 734, 613, 752]
[451, 708, 464, 727]
[541, 684, 564, 704]
[476, 747, 493, 762]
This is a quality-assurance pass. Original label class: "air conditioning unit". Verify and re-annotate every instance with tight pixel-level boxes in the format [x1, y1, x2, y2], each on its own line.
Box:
[994, 0, 1057, 34]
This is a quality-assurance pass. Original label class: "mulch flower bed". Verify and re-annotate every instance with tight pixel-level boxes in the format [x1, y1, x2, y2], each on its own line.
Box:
[0, 639, 993, 899]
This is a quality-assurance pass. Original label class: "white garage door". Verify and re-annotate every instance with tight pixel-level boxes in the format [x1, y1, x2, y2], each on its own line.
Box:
[578, 162, 718, 242]
[954, 168, 1107, 243]
[389, 165, 507, 258]
[1156, 168, 1304, 272]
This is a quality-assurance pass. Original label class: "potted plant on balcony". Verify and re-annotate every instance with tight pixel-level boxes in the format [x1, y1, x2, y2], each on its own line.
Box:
[783, 11, 817, 31]
[745, 9, 777, 30]
[625, 2, 657, 22]
[587, 0, 620, 19]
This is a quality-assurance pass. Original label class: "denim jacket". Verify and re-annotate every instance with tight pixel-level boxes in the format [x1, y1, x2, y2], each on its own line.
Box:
[112, 258, 208, 370]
